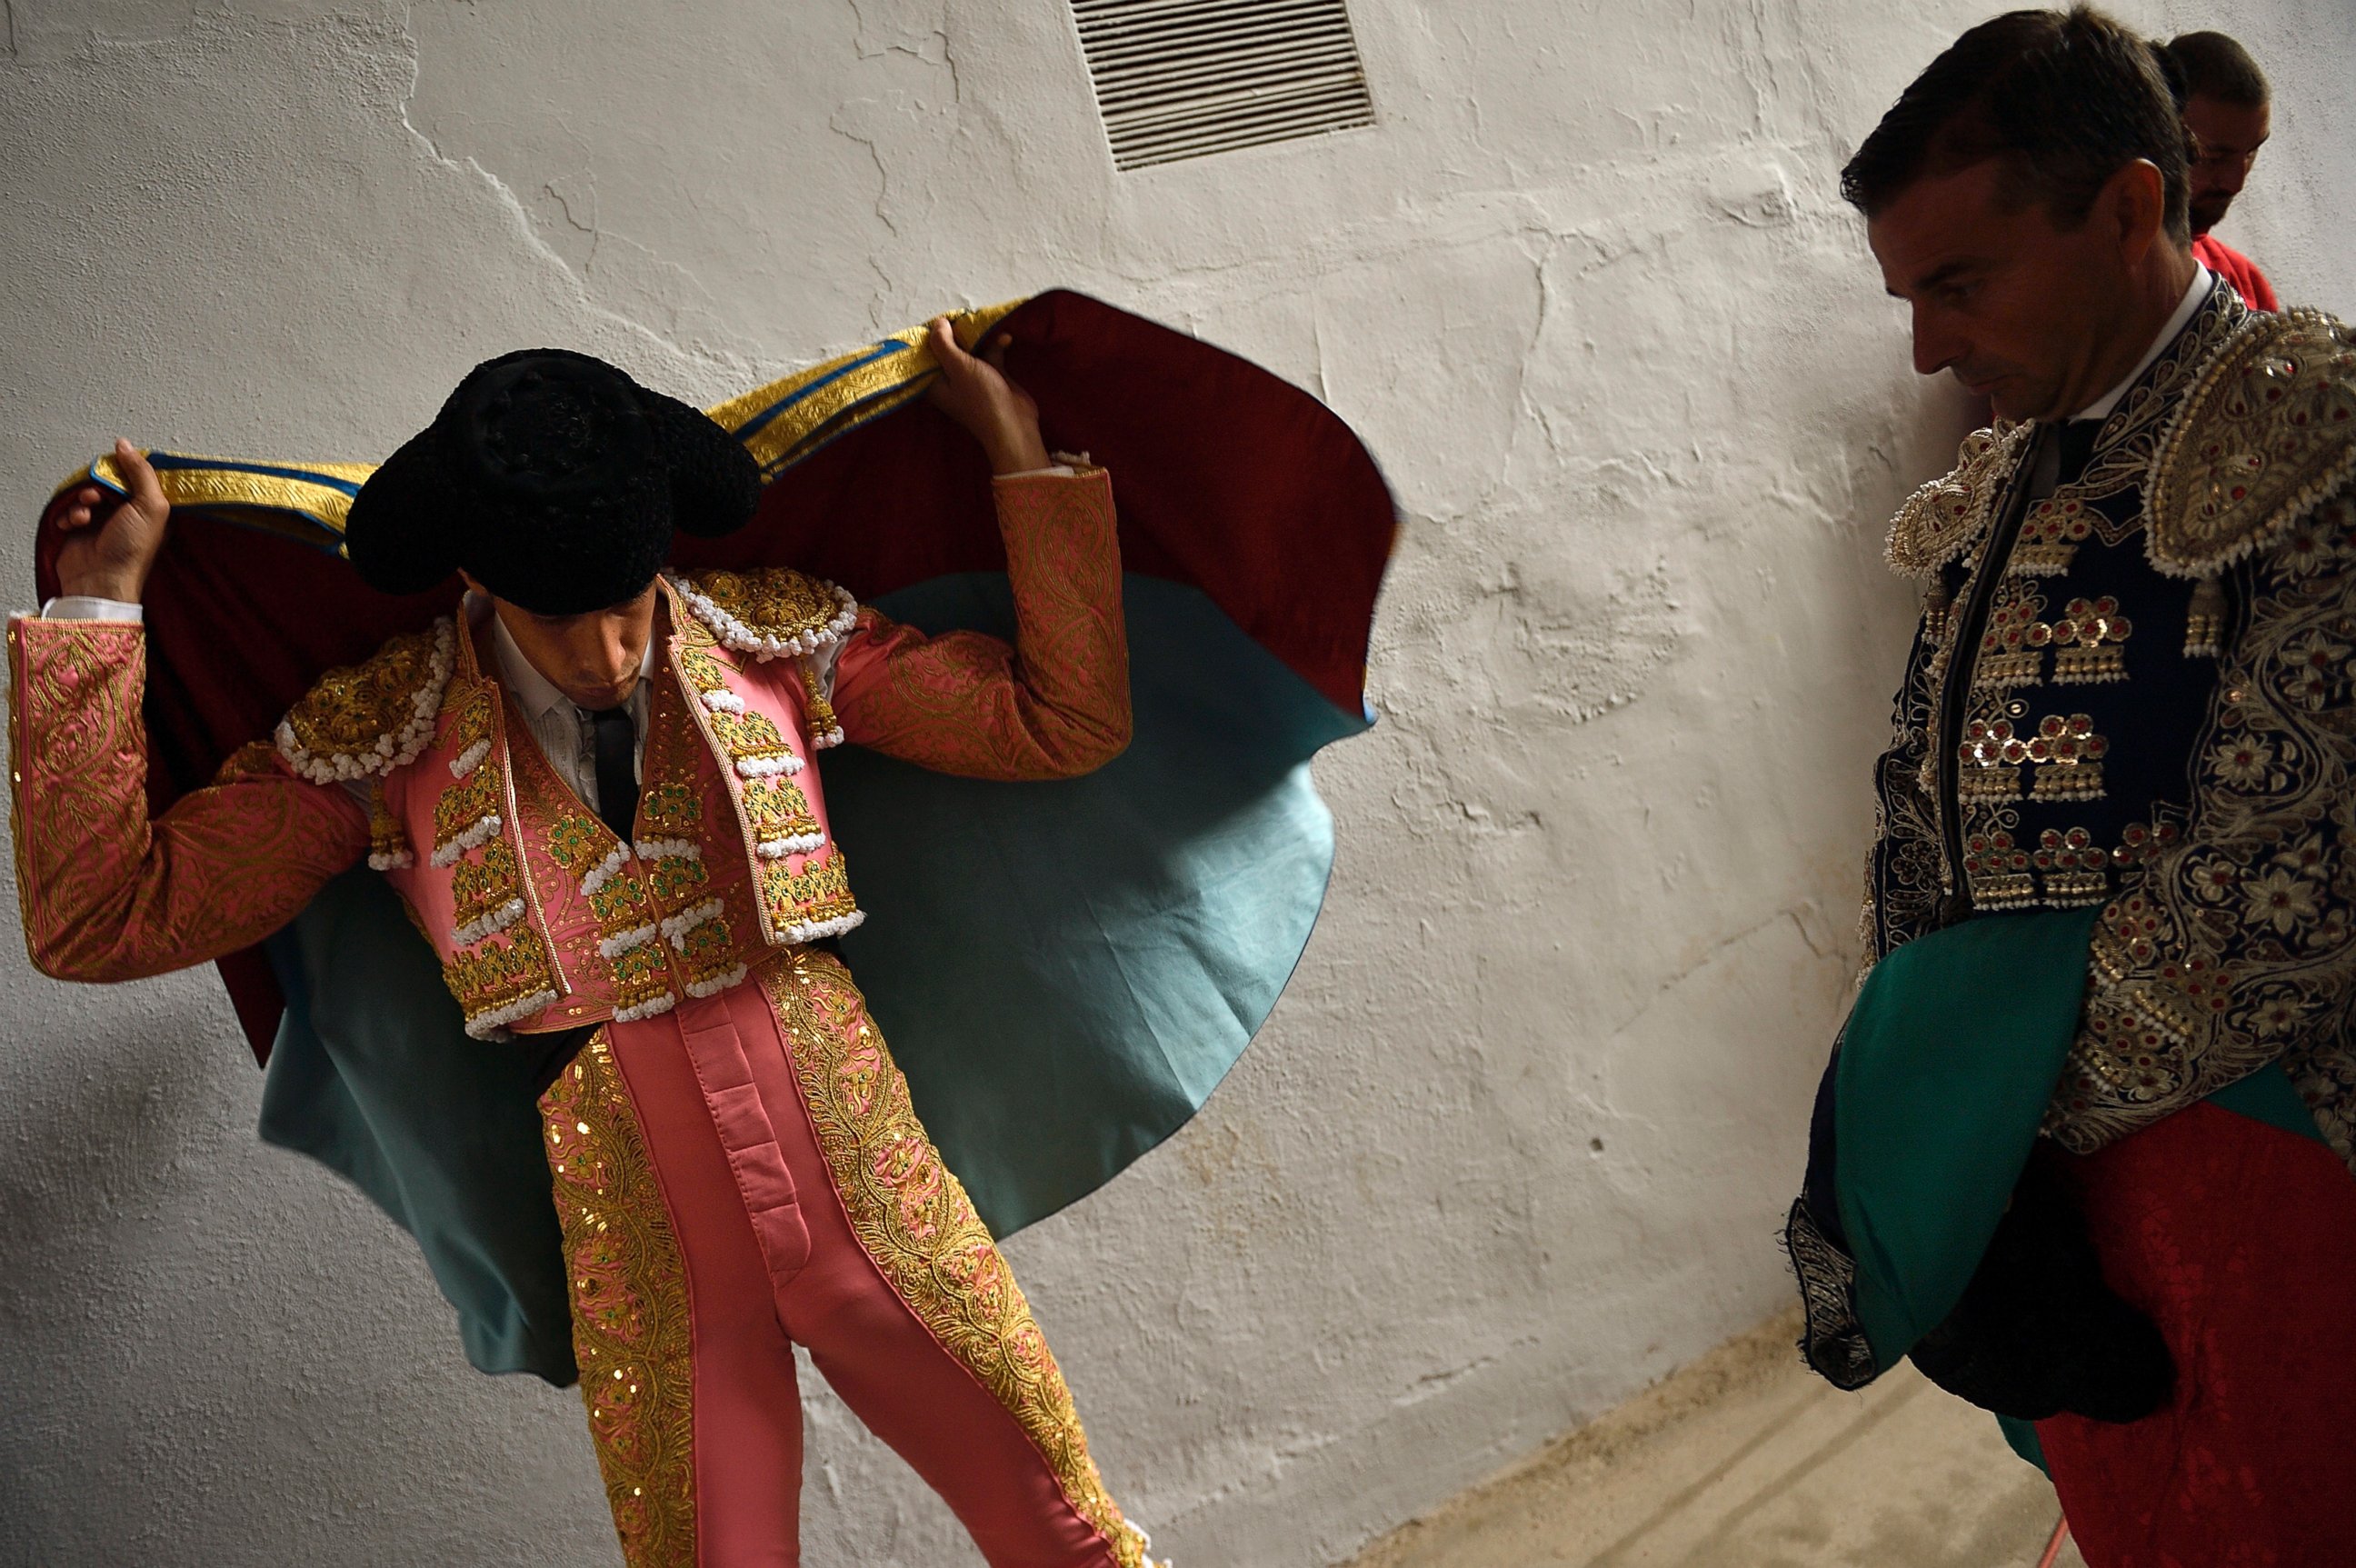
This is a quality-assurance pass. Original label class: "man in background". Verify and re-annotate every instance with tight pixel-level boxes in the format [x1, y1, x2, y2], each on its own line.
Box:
[1786, 8, 2356, 1563]
[2161, 30, 2278, 309]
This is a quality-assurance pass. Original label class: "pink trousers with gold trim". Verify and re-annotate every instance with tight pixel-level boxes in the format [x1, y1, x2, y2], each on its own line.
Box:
[539, 950, 1146, 1568]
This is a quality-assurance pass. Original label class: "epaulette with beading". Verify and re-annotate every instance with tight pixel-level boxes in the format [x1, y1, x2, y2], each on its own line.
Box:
[274, 619, 458, 784]
[667, 567, 858, 661]
[2144, 307, 2356, 579]
[1885, 421, 2036, 581]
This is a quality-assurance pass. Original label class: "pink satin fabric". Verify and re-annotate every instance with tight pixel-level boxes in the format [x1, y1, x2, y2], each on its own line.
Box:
[603, 977, 1120, 1568]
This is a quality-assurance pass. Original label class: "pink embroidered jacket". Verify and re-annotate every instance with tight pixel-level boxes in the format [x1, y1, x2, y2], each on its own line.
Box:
[9, 468, 1128, 1039]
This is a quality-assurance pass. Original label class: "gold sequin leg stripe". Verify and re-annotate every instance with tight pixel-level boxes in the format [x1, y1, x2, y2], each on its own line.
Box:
[542, 1034, 700, 1568]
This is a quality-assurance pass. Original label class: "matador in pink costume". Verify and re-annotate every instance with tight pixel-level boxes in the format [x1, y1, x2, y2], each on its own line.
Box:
[11, 325, 1163, 1567]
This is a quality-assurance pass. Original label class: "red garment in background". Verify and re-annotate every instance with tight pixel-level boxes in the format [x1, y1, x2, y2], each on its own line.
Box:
[2035, 1101, 2356, 1567]
[2192, 234, 2280, 312]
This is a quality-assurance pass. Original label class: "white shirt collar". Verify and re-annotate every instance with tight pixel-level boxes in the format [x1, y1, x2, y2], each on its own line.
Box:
[2071, 264, 2212, 424]
[484, 596, 656, 720]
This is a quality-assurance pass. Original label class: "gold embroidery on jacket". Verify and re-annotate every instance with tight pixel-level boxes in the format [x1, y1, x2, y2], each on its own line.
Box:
[275, 620, 456, 784]
[634, 671, 744, 997]
[672, 567, 858, 660]
[638, 782, 703, 839]
[541, 1035, 698, 1568]
[449, 840, 527, 941]
[2047, 485, 2356, 1164]
[707, 709, 799, 776]
[2147, 308, 2356, 578]
[743, 775, 822, 846]
[432, 759, 504, 864]
[443, 925, 562, 1037]
[762, 849, 860, 939]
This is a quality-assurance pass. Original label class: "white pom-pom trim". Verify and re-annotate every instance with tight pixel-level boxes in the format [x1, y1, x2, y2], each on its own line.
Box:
[756, 832, 826, 860]
[634, 837, 701, 862]
[684, 963, 748, 998]
[780, 909, 866, 944]
[700, 689, 746, 714]
[451, 897, 526, 946]
[614, 993, 678, 1024]
[579, 845, 628, 898]
[463, 987, 559, 1040]
[276, 618, 455, 784]
[597, 924, 658, 960]
[665, 573, 858, 662]
[430, 813, 504, 868]
[735, 753, 802, 778]
[808, 725, 846, 750]
[368, 849, 414, 872]
[661, 899, 725, 947]
[447, 737, 492, 780]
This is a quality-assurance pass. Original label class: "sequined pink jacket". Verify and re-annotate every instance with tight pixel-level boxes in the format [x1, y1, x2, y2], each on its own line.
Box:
[9, 469, 1129, 1017]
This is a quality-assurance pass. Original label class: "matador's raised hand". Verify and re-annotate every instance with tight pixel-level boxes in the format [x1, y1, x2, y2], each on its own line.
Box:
[54, 438, 171, 604]
[923, 315, 1052, 476]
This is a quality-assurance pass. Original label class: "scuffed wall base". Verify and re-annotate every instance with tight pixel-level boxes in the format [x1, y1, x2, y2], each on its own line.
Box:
[1345, 1312, 2072, 1568]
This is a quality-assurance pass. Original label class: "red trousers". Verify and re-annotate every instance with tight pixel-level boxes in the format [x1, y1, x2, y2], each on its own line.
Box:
[539, 951, 1148, 1567]
[2038, 1102, 2356, 1568]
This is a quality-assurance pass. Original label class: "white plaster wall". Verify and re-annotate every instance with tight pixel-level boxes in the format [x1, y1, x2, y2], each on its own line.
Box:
[1, 3, 2348, 1564]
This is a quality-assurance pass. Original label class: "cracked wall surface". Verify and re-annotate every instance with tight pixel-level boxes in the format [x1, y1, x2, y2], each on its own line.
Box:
[2, 2, 2351, 1564]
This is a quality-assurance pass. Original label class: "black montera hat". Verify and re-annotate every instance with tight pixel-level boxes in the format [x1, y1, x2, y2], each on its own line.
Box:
[345, 348, 762, 614]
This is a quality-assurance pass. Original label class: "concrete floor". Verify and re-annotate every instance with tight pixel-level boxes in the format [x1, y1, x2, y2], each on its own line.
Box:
[1343, 1312, 2084, 1568]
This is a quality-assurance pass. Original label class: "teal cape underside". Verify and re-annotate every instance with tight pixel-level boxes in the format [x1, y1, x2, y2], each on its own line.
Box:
[1827, 906, 2328, 1474]
[258, 573, 1367, 1385]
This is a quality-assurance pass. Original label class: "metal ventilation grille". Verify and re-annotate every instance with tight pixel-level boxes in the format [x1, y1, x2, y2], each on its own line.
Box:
[1073, 0, 1375, 172]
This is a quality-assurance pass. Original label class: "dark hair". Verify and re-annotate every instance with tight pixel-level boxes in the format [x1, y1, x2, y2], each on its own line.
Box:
[2164, 31, 2268, 108]
[1842, 6, 2191, 244]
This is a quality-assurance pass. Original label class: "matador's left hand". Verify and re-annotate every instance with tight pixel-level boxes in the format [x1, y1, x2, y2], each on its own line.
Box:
[924, 316, 1052, 476]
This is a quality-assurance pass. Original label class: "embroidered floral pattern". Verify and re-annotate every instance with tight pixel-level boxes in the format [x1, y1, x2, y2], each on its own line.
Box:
[2147, 308, 2356, 578]
[449, 839, 527, 944]
[763, 954, 1152, 1568]
[1886, 423, 2037, 581]
[743, 775, 824, 858]
[762, 849, 864, 944]
[430, 744, 504, 868]
[832, 470, 1132, 782]
[2048, 595, 2133, 684]
[637, 781, 702, 840]
[2007, 497, 2096, 578]
[2049, 491, 2356, 1163]
[7, 619, 371, 982]
[707, 709, 800, 778]
[541, 1034, 697, 1568]
[443, 924, 563, 1039]
[628, 672, 745, 998]
[443, 683, 497, 780]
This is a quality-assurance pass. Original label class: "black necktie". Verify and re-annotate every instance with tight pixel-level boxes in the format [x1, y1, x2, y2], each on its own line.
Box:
[2055, 418, 2103, 491]
[2025, 418, 2104, 502]
[586, 706, 638, 842]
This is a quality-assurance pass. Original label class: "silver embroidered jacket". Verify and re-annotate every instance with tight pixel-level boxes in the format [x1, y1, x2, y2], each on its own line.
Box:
[1867, 282, 2356, 1166]
[1788, 281, 2356, 1389]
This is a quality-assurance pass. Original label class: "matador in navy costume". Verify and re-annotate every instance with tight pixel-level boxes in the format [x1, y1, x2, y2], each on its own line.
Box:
[1782, 10, 2356, 1563]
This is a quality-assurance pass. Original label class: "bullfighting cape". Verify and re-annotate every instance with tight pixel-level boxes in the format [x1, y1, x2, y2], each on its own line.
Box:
[37, 291, 1394, 1382]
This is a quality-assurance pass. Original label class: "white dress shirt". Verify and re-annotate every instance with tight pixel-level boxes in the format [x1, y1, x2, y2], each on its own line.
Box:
[485, 604, 654, 817]
[2071, 264, 2212, 424]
